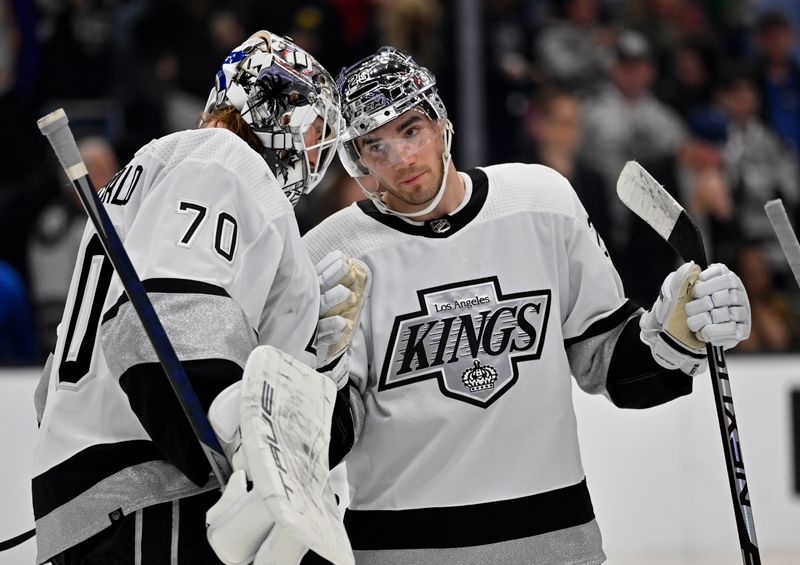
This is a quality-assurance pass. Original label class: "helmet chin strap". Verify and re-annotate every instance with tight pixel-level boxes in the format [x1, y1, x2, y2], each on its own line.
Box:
[362, 120, 455, 220]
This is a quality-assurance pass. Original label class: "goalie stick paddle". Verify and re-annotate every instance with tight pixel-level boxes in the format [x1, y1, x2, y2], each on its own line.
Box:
[765, 198, 800, 290]
[37, 108, 232, 487]
[617, 161, 760, 565]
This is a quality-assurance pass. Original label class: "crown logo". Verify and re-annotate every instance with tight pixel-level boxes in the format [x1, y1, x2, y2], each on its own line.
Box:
[461, 359, 498, 392]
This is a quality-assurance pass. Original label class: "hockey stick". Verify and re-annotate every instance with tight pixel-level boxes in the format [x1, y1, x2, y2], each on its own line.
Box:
[765, 198, 800, 290]
[0, 528, 35, 551]
[37, 108, 232, 487]
[617, 161, 760, 565]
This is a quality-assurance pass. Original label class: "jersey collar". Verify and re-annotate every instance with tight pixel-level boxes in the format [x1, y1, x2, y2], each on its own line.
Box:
[356, 168, 488, 238]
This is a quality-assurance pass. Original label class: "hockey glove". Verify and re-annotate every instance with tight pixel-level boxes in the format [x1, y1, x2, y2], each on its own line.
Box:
[640, 261, 707, 375]
[315, 250, 370, 389]
[685, 263, 751, 349]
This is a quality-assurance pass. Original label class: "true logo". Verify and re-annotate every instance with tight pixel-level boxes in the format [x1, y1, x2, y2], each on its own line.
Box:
[379, 277, 551, 407]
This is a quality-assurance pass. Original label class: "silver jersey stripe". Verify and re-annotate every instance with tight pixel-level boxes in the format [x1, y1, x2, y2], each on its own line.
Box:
[352, 520, 605, 565]
[102, 292, 256, 379]
[35, 460, 218, 563]
[567, 309, 640, 398]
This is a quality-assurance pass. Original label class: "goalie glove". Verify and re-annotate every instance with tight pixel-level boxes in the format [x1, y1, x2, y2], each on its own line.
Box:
[640, 261, 708, 375]
[315, 250, 370, 389]
[206, 347, 355, 565]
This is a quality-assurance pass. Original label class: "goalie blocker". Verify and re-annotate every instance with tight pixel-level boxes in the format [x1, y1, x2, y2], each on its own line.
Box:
[207, 346, 355, 565]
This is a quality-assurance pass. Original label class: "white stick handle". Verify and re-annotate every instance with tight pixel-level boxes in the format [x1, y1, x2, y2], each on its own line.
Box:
[37, 109, 88, 181]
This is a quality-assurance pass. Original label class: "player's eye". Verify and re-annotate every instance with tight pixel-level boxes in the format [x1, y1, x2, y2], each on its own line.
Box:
[367, 143, 386, 155]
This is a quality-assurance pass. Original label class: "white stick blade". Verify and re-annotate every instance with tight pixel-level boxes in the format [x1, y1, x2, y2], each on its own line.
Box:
[765, 198, 800, 290]
[616, 161, 682, 241]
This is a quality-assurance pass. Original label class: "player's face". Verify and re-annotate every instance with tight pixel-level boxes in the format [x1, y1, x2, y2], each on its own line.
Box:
[303, 117, 326, 170]
[355, 110, 445, 212]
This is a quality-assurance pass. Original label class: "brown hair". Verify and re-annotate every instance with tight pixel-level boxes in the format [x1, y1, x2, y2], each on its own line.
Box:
[198, 106, 263, 154]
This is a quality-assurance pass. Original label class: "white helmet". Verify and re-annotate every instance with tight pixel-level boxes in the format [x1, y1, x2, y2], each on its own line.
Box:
[204, 31, 343, 205]
[336, 47, 453, 218]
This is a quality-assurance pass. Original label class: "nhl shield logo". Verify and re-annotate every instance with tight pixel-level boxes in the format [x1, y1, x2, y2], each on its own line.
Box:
[429, 219, 451, 234]
[379, 277, 551, 408]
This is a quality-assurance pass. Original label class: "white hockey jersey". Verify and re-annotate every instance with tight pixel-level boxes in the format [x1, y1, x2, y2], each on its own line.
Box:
[303, 163, 692, 565]
[31, 128, 319, 563]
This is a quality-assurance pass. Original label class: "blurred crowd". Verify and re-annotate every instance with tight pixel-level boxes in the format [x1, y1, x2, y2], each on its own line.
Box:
[2, 0, 800, 364]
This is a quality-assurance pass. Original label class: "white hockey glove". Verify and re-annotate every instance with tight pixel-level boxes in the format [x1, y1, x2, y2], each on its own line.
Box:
[315, 250, 370, 389]
[640, 262, 708, 375]
[685, 263, 751, 349]
[206, 347, 354, 565]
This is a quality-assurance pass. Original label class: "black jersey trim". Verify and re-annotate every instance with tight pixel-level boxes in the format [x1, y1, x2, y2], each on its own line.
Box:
[563, 299, 640, 348]
[606, 316, 693, 409]
[329, 385, 355, 468]
[355, 168, 488, 238]
[343, 478, 594, 550]
[32, 440, 165, 519]
[119, 358, 243, 486]
[102, 278, 231, 324]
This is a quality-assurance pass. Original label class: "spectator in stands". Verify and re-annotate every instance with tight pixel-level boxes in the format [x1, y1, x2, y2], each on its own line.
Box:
[27, 136, 119, 357]
[625, 137, 734, 306]
[655, 37, 721, 121]
[715, 68, 800, 277]
[753, 9, 800, 158]
[625, 0, 710, 73]
[734, 242, 800, 352]
[580, 30, 687, 257]
[517, 87, 611, 246]
[535, 0, 613, 95]
[0, 260, 38, 364]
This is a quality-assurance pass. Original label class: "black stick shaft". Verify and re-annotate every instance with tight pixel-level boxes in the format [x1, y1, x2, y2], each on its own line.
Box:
[669, 212, 760, 564]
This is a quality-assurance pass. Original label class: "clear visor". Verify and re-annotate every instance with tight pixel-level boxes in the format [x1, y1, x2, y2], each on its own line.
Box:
[355, 112, 442, 172]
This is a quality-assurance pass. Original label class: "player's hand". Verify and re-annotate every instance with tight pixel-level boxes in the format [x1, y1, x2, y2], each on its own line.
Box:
[640, 261, 707, 375]
[686, 263, 751, 349]
[315, 250, 370, 389]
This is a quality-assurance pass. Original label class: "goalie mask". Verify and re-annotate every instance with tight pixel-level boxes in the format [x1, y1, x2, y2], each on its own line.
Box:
[204, 31, 343, 205]
[336, 46, 454, 218]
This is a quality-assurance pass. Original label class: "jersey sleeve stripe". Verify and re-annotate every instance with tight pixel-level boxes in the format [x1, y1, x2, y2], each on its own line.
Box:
[32, 440, 165, 519]
[102, 278, 232, 324]
[102, 291, 256, 382]
[563, 299, 640, 348]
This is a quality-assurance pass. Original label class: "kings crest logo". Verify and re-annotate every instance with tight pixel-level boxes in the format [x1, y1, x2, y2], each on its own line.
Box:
[379, 277, 551, 408]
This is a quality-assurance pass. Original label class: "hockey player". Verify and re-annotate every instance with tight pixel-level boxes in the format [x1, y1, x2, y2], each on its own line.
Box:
[302, 47, 752, 564]
[31, 31, 342, 564]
